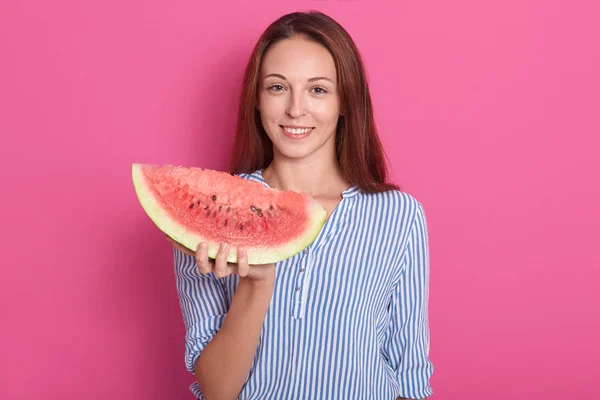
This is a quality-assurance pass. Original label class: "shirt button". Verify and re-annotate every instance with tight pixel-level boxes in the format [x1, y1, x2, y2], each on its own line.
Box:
[303, 249, 308, 254]
[300, 268, 305, 273]
[296, 286, 301, 291]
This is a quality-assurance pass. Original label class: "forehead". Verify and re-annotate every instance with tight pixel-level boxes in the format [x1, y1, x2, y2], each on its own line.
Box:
[260, 37, 337, 80]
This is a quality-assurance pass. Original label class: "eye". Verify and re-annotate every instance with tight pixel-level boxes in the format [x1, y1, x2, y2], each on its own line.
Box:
[268, 84, 285, 92]
[311, 86, 328, 95]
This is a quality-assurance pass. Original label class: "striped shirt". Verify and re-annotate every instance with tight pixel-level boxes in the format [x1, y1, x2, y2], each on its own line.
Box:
[174, 169, 434, 399]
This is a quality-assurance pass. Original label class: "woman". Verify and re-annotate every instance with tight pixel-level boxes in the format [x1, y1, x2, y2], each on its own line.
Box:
[169, 10, 433, 400]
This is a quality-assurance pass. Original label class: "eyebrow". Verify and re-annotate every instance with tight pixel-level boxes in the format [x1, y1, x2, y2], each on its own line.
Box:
[264, 73, 335, 84]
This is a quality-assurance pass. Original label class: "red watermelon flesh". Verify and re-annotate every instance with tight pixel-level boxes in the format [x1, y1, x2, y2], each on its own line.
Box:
[132, 163, 327, 264]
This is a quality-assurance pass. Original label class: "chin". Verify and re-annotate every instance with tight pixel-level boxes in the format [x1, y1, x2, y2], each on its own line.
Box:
[276, 147, 316, 160]
[269, 127, 336, 161]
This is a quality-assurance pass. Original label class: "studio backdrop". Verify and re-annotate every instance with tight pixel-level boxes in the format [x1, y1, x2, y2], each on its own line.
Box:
[1, 1, 598, 399]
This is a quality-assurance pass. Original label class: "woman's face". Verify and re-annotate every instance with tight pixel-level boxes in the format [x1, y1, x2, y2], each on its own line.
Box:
[258, 36, 342, 163]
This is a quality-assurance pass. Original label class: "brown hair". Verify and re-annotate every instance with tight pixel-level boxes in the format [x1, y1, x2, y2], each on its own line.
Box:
[229, 10, 400, 193]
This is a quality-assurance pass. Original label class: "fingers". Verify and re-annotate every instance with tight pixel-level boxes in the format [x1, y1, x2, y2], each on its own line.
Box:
[166, 236, 256, 280]
[214, 243, 231, 278]
[195, 242, 214, 274]
[197, 242, 236, 278]
[237, 248, 249, 277]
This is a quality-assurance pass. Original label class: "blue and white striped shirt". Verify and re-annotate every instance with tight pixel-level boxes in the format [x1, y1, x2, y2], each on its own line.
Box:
[174, 170, 434, 399]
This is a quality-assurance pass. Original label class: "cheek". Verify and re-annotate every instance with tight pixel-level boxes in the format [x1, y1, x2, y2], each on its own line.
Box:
[259, 93, 285, 118]
[311, 100, 341, 124]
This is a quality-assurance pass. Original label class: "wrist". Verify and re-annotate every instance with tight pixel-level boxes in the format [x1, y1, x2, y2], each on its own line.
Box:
[241, 263, 276, 284]
[233, 277, 274, 311]
[239, 275, 275, 290]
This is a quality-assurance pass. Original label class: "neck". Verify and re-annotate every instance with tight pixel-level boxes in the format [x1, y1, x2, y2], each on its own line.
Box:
[262, 157, 349, 198]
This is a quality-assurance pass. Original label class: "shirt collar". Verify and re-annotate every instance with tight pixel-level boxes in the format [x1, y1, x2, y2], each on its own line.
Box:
[254, 169, 360, 198]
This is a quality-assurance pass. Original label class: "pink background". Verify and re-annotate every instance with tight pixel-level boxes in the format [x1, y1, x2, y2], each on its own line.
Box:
[1, 1, 598, 399]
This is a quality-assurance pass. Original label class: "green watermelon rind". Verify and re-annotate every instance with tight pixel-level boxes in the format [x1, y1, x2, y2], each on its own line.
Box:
[132, 163, 327, 265]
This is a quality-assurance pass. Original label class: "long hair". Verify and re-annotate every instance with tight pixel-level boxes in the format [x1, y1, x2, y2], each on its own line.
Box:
[229, 10, 399, 193]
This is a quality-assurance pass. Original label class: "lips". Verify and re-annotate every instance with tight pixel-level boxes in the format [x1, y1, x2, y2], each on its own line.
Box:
[281, 125, 313, 133]
[280, 125, 314, 139]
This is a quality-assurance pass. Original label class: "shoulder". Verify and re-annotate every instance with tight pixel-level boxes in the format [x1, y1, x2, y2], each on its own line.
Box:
[355, 189, 424, 224]
[236, 170, 261, 180]
[236, 170, 267, 186]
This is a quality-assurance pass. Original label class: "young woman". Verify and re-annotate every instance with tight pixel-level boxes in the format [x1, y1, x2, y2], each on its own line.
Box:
[169, 11, 434, 400]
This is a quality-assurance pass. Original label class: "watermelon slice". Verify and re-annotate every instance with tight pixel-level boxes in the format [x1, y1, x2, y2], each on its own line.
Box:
[132, 163, 327, 264]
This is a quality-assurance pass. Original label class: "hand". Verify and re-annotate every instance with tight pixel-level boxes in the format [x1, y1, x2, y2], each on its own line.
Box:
[166, 235, 276, 282]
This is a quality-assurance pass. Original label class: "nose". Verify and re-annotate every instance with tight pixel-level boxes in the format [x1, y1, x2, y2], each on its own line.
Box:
[285, 92, 307, 118]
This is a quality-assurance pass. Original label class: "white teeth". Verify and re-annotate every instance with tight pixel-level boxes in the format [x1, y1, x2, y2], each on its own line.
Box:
[283, 127, 313, 135]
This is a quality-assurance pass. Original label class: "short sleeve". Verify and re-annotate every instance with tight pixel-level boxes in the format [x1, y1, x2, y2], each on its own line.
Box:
[382, 203, 434, 398]
[173, 247, 229, 374]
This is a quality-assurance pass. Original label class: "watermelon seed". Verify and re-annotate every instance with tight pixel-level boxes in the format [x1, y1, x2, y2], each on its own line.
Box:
[269, 205, 274, 210]
[204, 205, 209, 210]
[196, 200, 201, 205]
[224, 220, 228, 227]
[239, 223, 244, 230]
[219, 205, 222, 211]
[250, 205, 257, 212]
[227, 207, 231, 212]
[212, 195, 217, 201]
[189, 203, 195, 209]
[257, 211, 263, 217]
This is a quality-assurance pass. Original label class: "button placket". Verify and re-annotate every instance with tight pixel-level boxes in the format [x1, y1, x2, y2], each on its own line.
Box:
[291, 250, 310, 319]
[295, 249, 309, 292]
[295, 255, 307, 291]
[296, 248, 309, 286]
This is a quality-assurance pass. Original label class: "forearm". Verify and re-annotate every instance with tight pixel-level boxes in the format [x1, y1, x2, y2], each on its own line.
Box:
[195, 277, 274, 400]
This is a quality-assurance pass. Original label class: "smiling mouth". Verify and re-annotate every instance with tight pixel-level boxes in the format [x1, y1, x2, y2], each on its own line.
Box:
[280, 126, 315, 135]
